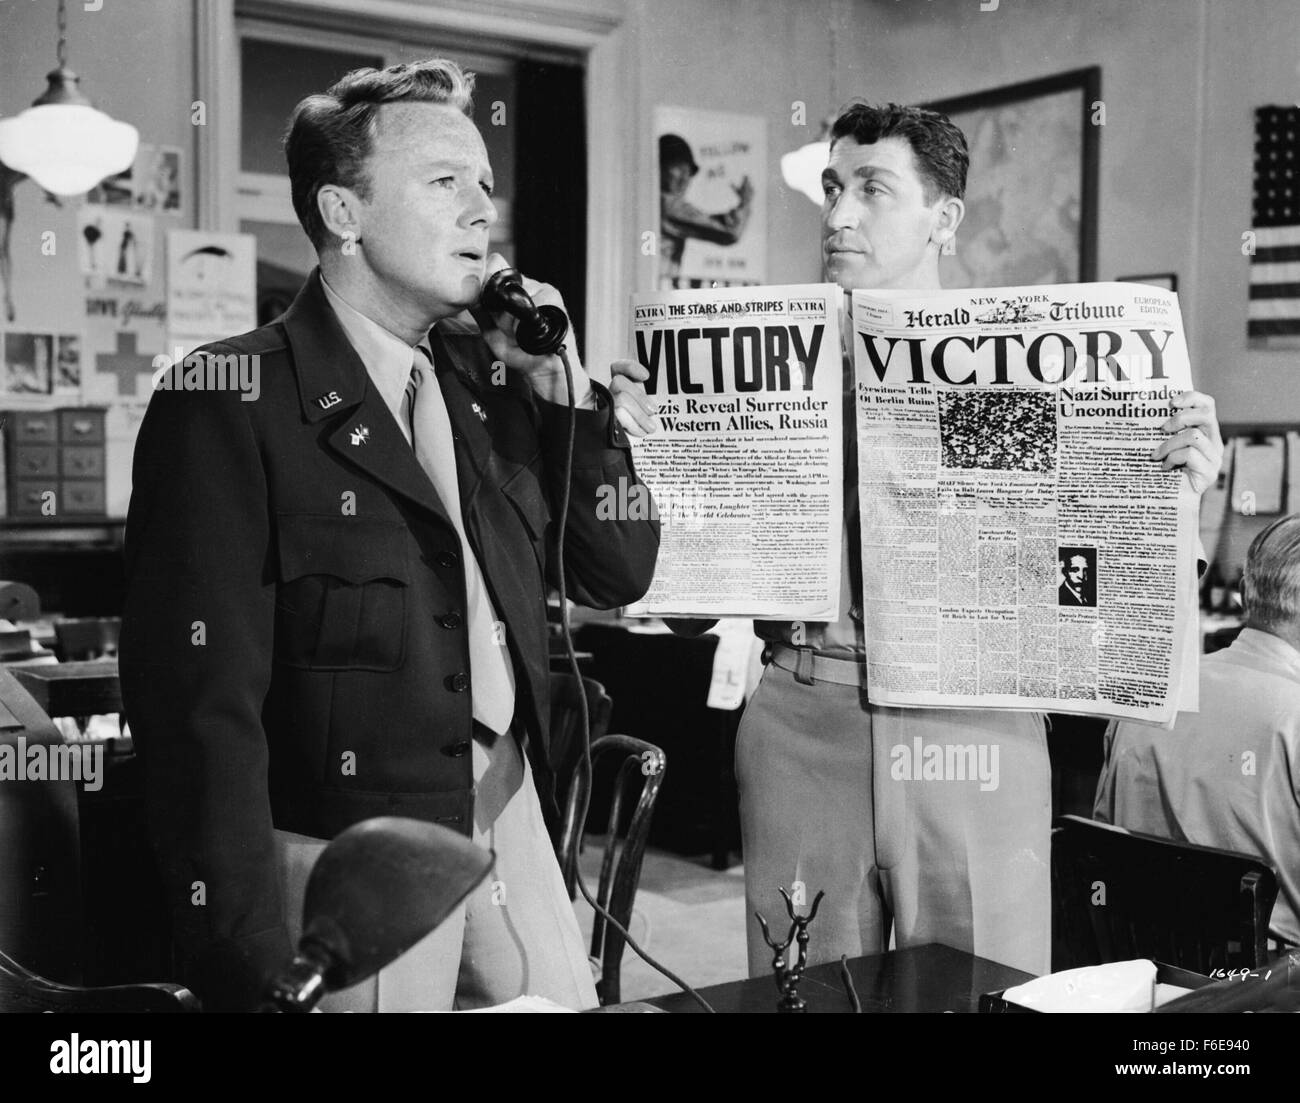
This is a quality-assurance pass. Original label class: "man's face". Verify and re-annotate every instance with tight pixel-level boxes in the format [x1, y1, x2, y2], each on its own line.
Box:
[1065, 556, 1088, 587]
[821, 136, 946, 292]
[349, 102, 497, 318]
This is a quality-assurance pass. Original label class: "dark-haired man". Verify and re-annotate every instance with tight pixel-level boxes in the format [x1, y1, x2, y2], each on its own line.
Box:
[654, 102, 1222, 977]
[120, 58, 659, 1011]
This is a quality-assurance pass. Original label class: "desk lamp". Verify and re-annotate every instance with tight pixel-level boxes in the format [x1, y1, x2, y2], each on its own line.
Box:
[261, 817, 493, 1012]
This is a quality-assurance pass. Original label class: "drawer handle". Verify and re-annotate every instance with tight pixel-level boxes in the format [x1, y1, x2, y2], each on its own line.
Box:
[69, 420, 95, 436]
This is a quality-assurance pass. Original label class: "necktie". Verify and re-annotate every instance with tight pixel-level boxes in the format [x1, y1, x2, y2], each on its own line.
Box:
[407, 344, 516, 734]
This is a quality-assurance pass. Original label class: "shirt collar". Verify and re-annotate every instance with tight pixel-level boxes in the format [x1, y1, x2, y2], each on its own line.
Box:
[319, 272, 426, 427]
[1227, 627, 1300, 684]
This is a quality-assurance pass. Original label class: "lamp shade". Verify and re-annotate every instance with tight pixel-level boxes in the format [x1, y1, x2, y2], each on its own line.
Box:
[0, 102, 138, 197]
[780, 139, 830, 205]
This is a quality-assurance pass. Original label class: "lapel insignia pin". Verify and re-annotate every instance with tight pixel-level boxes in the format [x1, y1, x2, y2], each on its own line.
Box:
[316, 390, 342, 410]
[471, 402, 486, 422]
[349, 425, 370, 446]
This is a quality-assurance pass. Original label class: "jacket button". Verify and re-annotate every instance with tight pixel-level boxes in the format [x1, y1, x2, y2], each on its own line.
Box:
[446, 672, 470, 692]
[436, 550, 460, 568]
[442, 740, 471, 758]
[440, 611, 463, 629]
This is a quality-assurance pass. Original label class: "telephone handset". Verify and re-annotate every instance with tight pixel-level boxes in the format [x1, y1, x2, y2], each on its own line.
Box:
[479, 267, 569, 357]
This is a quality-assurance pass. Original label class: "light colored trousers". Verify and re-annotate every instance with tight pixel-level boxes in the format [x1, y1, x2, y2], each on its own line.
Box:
[275, 730, 597, 1011]
[738, 661, 1052, 978]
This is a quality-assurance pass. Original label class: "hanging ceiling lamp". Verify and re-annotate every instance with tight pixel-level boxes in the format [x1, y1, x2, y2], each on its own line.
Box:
[0, 0, 139, 196]
[780, 134, 832, 206]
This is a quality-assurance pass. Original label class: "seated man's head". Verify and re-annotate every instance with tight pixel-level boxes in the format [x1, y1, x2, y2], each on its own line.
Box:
[285, 58, 496, 325]
[1243, 514, 1300, 641]
[821, 102, 968, 293]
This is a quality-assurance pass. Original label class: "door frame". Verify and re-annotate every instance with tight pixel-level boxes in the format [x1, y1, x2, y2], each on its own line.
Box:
[195, 0, 633, 374]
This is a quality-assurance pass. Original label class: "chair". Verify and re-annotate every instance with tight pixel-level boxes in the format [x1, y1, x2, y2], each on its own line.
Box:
[558, 734, 667, 1005]
[0, 665, 194, 1012]
[53, 617, 121, 662]
[1052, 814, 1279, 974]
[0, 950, 197, 1012]
[547, 672, 612, 839]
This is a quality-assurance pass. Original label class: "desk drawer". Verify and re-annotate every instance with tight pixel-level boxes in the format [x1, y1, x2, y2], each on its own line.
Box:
[61, 446, 105, 478]
[11, 445, 58, 478]
[61, 480, 106, 515]
[10, 411, 59, 443]
[59, 410, 105, 444]
[10, 480, 57, 516]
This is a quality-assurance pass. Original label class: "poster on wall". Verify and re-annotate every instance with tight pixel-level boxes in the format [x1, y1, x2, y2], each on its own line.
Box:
[654, 106, 766, 289]
[133, 144, 184, 216]
[77, 204, 155, 286]
[85, 143, 185, 216]
[166, 230, 257, 355]
[82, 297, 167, 403]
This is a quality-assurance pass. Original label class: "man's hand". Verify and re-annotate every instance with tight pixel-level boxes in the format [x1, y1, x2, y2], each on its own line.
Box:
[475, 252, 591, 406]
[1152, 390, 1223, 495]
[609, 359, 661, 437]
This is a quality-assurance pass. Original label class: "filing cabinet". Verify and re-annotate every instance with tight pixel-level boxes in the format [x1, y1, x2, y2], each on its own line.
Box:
[2, 408, 109, 521]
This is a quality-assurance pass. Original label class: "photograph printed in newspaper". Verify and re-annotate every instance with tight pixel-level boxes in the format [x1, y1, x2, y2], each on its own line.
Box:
[624, 283, 843, 619]
[851, 282, 1200, 724]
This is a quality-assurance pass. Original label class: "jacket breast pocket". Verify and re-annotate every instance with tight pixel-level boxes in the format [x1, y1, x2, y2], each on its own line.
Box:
[499, 460, 550, 565]
[274, 513, 410, 672]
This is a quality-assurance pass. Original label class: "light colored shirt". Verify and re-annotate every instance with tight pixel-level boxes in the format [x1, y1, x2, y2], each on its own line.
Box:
[1094, 627, 1300, 946]
[320, 273, 420, 442]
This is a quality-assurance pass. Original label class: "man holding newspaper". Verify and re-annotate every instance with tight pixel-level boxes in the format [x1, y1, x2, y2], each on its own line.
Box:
[616, 101, 1223, 977]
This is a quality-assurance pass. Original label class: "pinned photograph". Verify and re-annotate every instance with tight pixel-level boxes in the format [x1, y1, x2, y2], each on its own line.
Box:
[55, 334, 83, 394]
[77, 205, 154, 286]
[110, 216, 153, 285]
[86, 162, 135, 208]
[3, 332, 54, 394]
[134, 145, 183, 215]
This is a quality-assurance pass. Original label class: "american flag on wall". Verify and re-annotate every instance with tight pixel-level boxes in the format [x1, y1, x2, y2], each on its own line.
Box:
[1250, 105, 1300, 339]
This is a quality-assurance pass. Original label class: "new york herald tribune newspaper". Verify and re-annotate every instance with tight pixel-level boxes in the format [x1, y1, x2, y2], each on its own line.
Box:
[852, 283, 1199, 725]
[624, 284, 843, 619]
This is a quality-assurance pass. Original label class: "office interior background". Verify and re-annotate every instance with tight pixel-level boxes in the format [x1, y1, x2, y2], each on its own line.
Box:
[1, 0, 1298, 1015]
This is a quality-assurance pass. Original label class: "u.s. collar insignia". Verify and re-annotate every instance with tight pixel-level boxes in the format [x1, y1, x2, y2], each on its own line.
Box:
[471, 401, 487, 422]
[316, 390, 343, 410]
[349, 425, 370, 446]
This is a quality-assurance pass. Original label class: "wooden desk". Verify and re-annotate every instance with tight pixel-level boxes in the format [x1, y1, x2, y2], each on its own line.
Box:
[637, 943, 1034, 1013]
[8, 658, 121, 719]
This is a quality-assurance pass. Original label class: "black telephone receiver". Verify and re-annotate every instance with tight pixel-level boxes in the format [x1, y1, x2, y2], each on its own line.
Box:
[479, 267, 569, 357]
